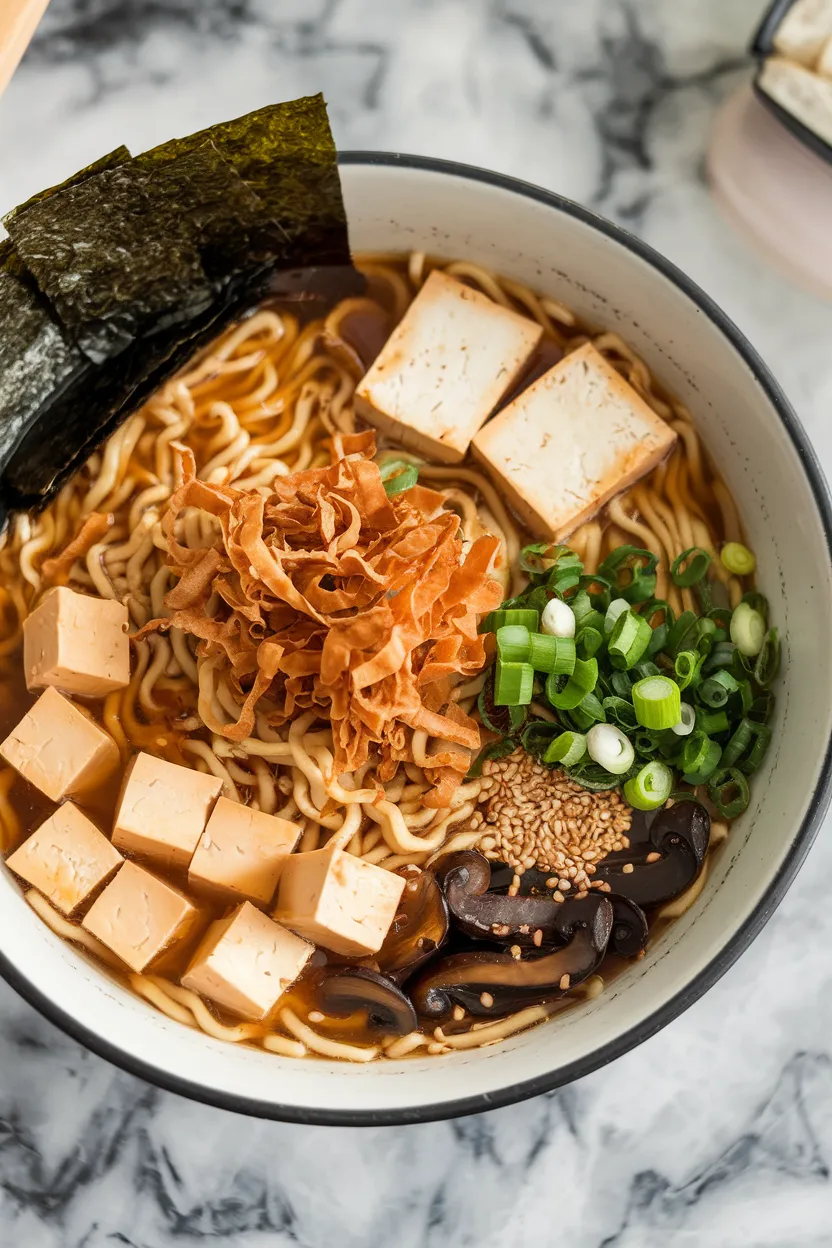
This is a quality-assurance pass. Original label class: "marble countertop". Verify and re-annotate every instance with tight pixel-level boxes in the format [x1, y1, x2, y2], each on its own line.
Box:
[2, 1, 832, 1244]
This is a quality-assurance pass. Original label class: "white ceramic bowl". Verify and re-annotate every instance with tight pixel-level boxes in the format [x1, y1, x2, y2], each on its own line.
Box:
[2, 156, 831, 1125]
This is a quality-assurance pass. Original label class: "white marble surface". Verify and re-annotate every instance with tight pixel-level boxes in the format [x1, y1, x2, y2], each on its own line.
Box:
[1, 1, 832, 1243]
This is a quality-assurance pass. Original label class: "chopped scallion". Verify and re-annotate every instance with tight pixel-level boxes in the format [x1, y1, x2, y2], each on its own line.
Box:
[494, 661, 535, 706]
[730, 601, 766, 657]
[496, 624, 531, 663]
[708, 767, 751, 818]
[546, 656, 598, 711]
[586, 723, 635, 774]
[608, 609, 652, 670]
[720, 542, 756, 576]
[671, 702, 696, 736]
[673, 650, 701, 691]
[754, 628, 781, 689]
[604, 597, 630, 635]
[529, 632, 575, 675]
[671, 546, 712, 587]
[379, 459, 419, 496]
[485, 607, 540, 633]
[697, 670, 740, 709]
[631, 675, 681, 730]
[543, 731, 587, 767]
[540, 597, 576, 639]
[624, 761, 673, 811]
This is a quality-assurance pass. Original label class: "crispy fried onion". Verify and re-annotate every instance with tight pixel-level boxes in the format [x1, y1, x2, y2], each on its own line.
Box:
[156, 431, 502, 804]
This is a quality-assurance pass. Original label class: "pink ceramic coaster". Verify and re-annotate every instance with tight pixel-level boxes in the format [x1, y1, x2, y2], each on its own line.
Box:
[707, 84, 832, 299]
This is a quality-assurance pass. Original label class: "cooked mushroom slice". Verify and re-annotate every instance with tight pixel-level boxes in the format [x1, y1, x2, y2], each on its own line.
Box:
[316, 967, 418, 1035]
[436, 850, 561, 945]
[607, 894, 649, 956]
[593, 800, 710, 908]
[375, 866, 449, 984]
[410, 896, 613, 1018]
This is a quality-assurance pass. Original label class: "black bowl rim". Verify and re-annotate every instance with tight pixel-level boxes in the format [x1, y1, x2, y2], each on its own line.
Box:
[2, 150, 831, 1128]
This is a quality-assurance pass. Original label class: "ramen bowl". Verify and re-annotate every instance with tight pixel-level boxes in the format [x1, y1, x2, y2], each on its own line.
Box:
[1, 155, 830, 1125]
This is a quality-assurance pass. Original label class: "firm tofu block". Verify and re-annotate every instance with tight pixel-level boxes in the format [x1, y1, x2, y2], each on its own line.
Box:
[189, 797, 301, 905]
[772, 0, 832, 67]
[354, 269, 542, 464]
[275, 845, 406, 957]
[82, 860, 197, 972]
[471, 343, 678, 541]
[759, 57, 832, 148]
[23, 586, 130, 697]
[819, 35, 832, 76]
[6, 801, 122, 915]
[182, 900, 313, 1020]
[112, 752, 222, 870]
[0, 687, 120, 802]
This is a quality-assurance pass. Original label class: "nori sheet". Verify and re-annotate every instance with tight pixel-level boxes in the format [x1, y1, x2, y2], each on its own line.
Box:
[0, 94, 355, 522]
[6, 163, 215, 364]
[136, 93, 349, 268]
[4, 146, 132, 224]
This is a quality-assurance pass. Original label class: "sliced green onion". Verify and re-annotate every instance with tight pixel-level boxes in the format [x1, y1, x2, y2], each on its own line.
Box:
[754, 628, 781, 689]
[540, 597, 576, 639]
[604, 597, 630, 635]
[494, 661, 534, 706]
[586, 723, 635, 774]
[702, 641, 737, 673]
[569, 590, 594, 624]
[575, 625, 604, 660]
[633, 660, 661, 681]
[634, 729, 663, 758]
[697, 670, 740, 708]
[520, 720, 560, 760]
[611, 671, 633, 700]
[568, 691, 606, 730]
[721, 542, 756, 576]
[564, 762, 635, 792]
[624, 761, 673, 811]
[529, 632, 575, 675]
[695, 708, 731, 736]
[692, 617, 717, 656]
[749, 693, 773, 724]
[741, 591, 768, 624]
[496, 624, 531, 663]
[598, 546, 658, 604]
[673, 650, 701, 691]
[722, 718, 772, 775]
[683, 738, 722, 786]
[508, 703, 528, 731]
[632, 675, 681, 730]
[708, 766, 750, 818]
[602, 696, 638, 730]
[671, 702, 696, 736]
[544, 731, 587, 767]
[671, 546, 711, 587]
[379, 459, 419, 496]
[482, 607, 540, 634]
[608, 609, 652, 671]
[666, 610, 698, 656]
[546, 656, 598, 711]
[730, 601, 766, 657]
[720, 719, 753, 769]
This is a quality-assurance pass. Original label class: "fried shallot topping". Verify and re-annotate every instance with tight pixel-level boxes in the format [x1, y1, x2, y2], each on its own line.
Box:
[157, 430, 502, 804]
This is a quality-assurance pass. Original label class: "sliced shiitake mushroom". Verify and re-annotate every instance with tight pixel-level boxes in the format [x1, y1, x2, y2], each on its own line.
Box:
[375, 865, 449, 984]
[607, 894, 650, 956]
[435, 850, 561, 945]
[409, 895, 613, 1018]
[315, 966, 417, 1035]
[593, 800, 710, 908]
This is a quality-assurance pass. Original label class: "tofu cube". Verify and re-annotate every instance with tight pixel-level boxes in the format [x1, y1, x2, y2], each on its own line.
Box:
[355, 269, 542, 464]
[0, 687, 120, 802]
[23, 586, 130, 697]
[182, 900, 313, 1020]
[758, 58, 832, 148]
[189, 797, 300, 905]
[82, 860, 197, 972]
[6, 801, 121, 915]
[472, 343, 677, 541]
[112, 752, 222, 870]
[275, 846, 406, 957]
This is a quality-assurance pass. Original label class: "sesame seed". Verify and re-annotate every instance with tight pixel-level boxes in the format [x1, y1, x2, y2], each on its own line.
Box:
[510, 944, 522, 960]
[533, 929, 543, 947]
[480, 992, 494, 1009]
[622, 863, 635, 874]
[646, 851, 661, 863]
[452, 1005, 465, 1022]
[308, 1010, 325, 1023]
[559, 974, 571, 990]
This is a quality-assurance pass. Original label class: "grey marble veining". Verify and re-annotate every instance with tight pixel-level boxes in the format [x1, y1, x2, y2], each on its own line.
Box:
[1, 1, 832, 1244]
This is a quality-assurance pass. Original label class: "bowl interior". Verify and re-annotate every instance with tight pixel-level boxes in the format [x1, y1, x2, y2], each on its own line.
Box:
[1, 157, 830, 1123]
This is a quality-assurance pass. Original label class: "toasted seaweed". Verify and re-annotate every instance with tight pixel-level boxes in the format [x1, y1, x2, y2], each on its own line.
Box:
[0, 241, 85, 465]
[137, 93, 349, 267]
[6, 163, 215, 364]
[4, 146, 132, 224]
[0, 94, 354, 520]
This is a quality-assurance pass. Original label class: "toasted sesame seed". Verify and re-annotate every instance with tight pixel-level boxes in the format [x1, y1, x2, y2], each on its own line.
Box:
[480, 992, 494, 1008]
[646, 851, 661, 863]
[308, 1011, 325, 1024]
[452, 1005, 465, 1022]
[533, 929, 543, 947]
[510, 944, 522, 960]
[559, 974, 571, 990]
[622, 863, 635, 875]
